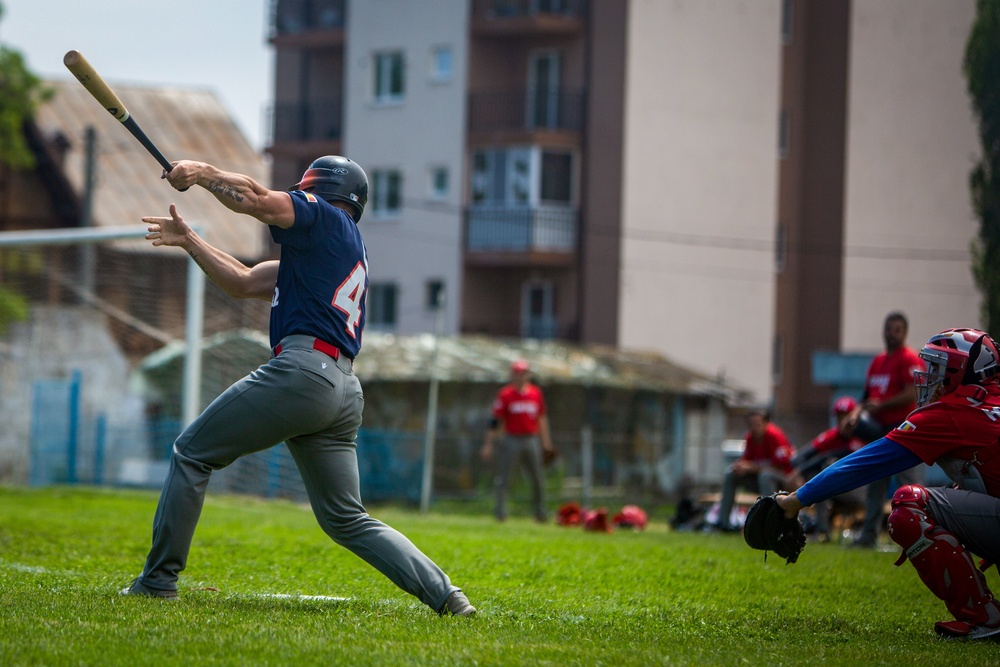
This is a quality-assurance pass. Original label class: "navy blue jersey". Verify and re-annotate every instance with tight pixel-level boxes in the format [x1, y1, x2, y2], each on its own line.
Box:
[268, 191, 368, 358]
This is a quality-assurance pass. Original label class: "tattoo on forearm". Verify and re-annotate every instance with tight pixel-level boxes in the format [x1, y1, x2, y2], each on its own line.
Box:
[188, 250, 220, 286]
[207, 179, 245, 203]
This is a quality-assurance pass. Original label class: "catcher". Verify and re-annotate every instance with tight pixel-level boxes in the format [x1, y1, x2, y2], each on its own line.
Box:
[752, 328, 1000, 640]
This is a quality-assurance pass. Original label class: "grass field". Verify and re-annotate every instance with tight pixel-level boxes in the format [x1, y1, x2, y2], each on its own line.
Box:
[1, 486, 998, 666]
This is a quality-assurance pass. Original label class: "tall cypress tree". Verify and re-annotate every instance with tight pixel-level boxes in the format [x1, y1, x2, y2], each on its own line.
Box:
[966, 0, 1000, 334]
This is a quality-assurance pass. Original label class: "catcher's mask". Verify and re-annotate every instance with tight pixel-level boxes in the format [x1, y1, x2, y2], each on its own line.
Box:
[915, 328, 1000, 407]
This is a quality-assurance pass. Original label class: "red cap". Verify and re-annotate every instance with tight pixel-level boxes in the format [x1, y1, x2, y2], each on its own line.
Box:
[511, 360, 530, 374]
[832, 396, 857, 415]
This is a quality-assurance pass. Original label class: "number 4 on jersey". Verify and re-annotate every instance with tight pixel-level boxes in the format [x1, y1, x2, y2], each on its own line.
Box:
[332, 262, 367, 338]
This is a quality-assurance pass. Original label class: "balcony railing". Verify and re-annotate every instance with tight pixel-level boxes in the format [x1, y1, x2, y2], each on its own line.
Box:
[469, 88, 585, 134]
[465, 206, 577, 252]
[269, 99, 342, 143]
[270, 0, 345, 37]
[476, 0, 587, 19]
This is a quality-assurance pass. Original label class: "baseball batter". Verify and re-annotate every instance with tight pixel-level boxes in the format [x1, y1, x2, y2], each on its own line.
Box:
[121, 155, 475, 617]
[777, 328, 1000, 640]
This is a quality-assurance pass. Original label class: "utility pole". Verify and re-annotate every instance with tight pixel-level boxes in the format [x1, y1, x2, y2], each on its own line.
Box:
[420, 287, 446, 513]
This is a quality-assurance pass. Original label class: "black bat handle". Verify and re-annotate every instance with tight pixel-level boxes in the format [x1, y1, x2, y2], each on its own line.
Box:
[121, 116, 188, 191]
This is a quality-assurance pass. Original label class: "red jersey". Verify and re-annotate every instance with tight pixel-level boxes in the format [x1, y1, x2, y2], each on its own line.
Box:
[741, 422, 795, 474]
[887, 384, 1000, 497]
[492, 383, 546, 435]
[865, 346, 925, 427]
[809, 428, 864, 456]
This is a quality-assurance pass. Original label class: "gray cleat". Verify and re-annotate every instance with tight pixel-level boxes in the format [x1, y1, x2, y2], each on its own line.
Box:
[443, 590, 476, 617]
[120, 578, 178, 599]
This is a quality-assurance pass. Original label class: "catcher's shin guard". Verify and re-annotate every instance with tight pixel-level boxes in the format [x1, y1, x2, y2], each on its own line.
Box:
[887, 484, 1000, 626]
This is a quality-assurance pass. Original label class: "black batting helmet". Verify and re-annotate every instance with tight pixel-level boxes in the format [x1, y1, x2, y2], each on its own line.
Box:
[290, 155, 368, 222]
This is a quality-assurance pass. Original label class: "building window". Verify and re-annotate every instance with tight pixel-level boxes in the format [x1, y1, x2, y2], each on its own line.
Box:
[430, 46, 453, 83]
[429, 166, 449, 200]
[527, 51, 561, 129]
[371, 169, 402, 218]
[374, 51, 405, 103]
[540, 151, 572, 204]
[472, 147, 574, 207]
[426, 279, 445, 310]
[367, 283, 398, 329]
[521, 281, 557, 339]
[781, 0, 794, 44]
[779, 109, 790, 159]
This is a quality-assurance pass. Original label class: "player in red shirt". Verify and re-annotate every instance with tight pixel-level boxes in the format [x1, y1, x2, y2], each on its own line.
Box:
[789, 396, 865, 540]
[844, 311, 927, 547]
[480, 360, 556, 522]
[713, 408, 795, 531]
[777, 328, 1000, 640]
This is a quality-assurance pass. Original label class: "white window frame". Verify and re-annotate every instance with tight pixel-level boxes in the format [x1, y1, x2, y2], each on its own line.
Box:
[430, 45, 453, 83]
[374, 50, 405, 104]
[371, 169, 403, 219]
[471, 146, 575, 208]
[429, 166, 449, 201]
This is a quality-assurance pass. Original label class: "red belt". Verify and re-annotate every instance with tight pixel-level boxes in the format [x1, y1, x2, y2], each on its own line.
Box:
[272, 338, 341, 360]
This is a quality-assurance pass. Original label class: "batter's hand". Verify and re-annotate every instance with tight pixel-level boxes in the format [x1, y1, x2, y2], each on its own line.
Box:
[162, 160, 203, 192]
[143, 204, 192, 249]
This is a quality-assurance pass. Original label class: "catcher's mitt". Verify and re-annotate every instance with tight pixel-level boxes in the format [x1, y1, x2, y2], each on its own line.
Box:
[743, 492, 806, 564]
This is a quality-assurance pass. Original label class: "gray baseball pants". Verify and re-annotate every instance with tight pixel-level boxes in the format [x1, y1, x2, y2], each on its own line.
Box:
[493, 434, 547, 522]
[134, 335, 459, 612]
[927, 487, 1000, 563]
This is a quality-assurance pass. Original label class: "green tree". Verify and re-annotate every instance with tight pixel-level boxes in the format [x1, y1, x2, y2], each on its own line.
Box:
[966, 0, 1000, 334]
[0, 1, 51, 169]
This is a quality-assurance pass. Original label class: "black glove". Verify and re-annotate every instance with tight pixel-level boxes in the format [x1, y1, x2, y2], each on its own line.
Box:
[743, 492, 806, 564]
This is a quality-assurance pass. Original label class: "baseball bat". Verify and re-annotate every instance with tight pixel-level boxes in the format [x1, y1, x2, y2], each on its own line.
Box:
[63, 50, 176, 175]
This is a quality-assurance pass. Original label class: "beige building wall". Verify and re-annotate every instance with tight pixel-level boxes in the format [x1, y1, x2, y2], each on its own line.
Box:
[618, 0, 783, 402]
[343, 0, 469, 334]
[841, 0, 981, 352]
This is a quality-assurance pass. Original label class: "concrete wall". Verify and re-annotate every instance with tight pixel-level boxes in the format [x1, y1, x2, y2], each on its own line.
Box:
[617, 0, 783, 402]
[344, 0, 469, 334]
[841, 0, 981, 353]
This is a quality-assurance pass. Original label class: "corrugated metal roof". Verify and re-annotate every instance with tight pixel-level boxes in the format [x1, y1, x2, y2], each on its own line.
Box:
[138, 330, 754, 403]
[357, 333, 753, 400]
[33, 79, 271, 261]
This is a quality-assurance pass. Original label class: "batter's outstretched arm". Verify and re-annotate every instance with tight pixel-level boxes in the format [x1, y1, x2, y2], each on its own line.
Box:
[144, 204, 278, 301]
[161, 160, 295, 229]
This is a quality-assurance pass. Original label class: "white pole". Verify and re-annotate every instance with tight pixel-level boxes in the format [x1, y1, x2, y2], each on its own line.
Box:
[420, 291, 445, 514]
[581, 424, 593, 509]
[182, 232, 206, 427]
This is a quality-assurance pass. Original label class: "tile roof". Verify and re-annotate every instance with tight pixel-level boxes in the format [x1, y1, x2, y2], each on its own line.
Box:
[33, 79, 272, 261]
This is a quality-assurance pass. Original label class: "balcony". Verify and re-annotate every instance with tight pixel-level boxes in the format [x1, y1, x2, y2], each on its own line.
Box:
[465, 206, 577, 255]
[468, 88, 585, 138]
[269, 0, 345, 45]
[269, 99, 342, 143]
[472, 0, 587, 35]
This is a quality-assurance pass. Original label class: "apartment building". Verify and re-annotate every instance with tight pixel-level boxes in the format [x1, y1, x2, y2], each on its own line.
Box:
[266, 0, 983, 437]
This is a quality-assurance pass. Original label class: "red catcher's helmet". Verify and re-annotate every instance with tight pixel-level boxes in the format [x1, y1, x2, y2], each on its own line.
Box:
[915, 328, 1000, 406]
[832, 396, 857, 415]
